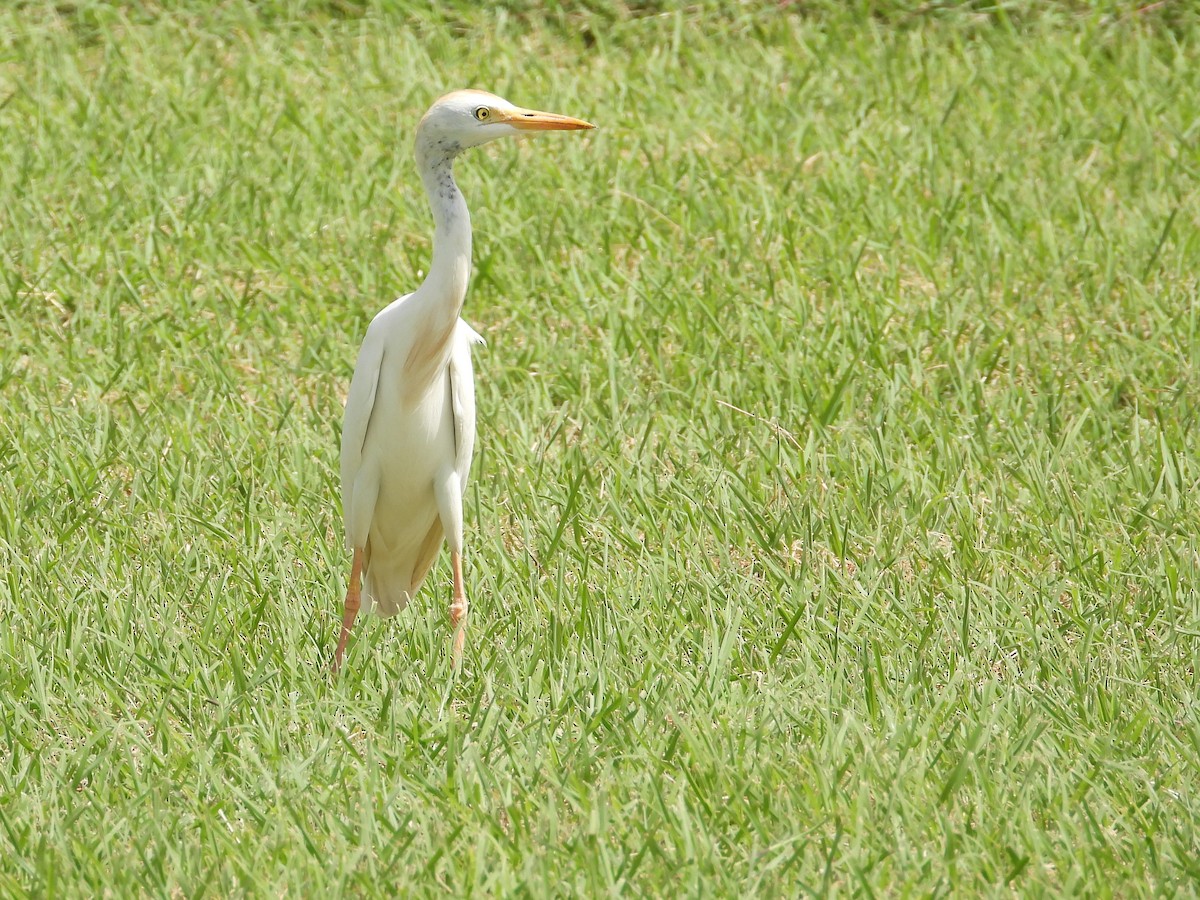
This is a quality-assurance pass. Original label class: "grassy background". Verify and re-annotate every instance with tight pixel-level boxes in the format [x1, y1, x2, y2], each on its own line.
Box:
[2, 0, 1199, 894]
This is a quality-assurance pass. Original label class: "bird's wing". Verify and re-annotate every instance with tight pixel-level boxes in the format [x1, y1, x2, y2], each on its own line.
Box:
[448, 319, 485, 484]
[340, 318, 387, 544]
[407, 321, 481, 593]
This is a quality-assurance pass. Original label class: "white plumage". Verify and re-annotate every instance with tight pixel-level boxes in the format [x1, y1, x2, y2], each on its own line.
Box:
[341, 316, 483, 617]
[334, 90, 594, 671]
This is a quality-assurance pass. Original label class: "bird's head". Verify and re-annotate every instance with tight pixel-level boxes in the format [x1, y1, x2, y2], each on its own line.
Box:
[417, 89, 595, 153]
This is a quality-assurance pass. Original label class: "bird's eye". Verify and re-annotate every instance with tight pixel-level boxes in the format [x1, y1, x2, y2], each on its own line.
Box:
[474, 107, 491, 121]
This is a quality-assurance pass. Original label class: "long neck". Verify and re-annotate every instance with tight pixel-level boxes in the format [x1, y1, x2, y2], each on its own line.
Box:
[415, 139, 472, 314]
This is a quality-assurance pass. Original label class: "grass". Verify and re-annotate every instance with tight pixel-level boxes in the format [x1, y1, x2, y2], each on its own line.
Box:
[2, 0, 1199, 894]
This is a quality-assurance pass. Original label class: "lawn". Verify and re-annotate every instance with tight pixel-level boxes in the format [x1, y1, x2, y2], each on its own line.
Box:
[2, 0, 1199, 894]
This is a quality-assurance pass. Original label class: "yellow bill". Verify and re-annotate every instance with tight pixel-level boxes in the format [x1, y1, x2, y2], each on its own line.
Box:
[501, 108, 596, 131]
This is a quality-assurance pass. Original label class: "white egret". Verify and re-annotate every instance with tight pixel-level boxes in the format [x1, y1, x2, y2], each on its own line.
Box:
[335, 90, 594, 671]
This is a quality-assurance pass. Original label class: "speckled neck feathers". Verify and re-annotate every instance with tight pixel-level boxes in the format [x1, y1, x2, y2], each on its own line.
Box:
[399, 134, 473, 402]
[414, 137, 471, 304]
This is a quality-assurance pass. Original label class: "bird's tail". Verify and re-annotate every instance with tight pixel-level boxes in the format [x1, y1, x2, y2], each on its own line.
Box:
[363, 571, 412, 618]
[361, 545, 413, 618]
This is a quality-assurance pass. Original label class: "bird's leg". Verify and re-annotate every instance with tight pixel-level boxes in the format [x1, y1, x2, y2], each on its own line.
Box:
[333, 547, 363, 672]
[449, 551, 468, 669]
[434, 473, 468, 670]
